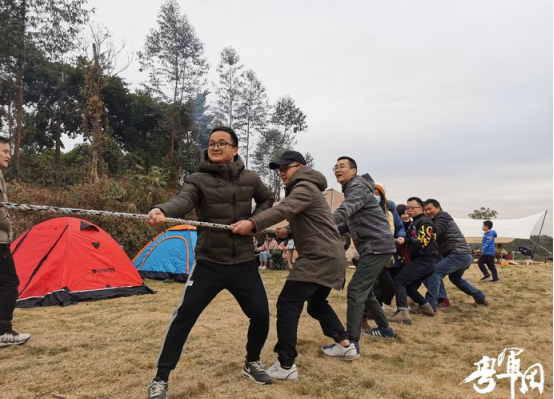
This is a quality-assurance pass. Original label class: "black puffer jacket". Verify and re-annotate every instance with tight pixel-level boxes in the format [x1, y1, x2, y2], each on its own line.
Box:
[432, 210, 471, 256]
[155, 155, 273, 265]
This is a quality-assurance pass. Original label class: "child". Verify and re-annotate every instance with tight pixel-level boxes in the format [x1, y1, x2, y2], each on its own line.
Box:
[477, 220, 499, 282]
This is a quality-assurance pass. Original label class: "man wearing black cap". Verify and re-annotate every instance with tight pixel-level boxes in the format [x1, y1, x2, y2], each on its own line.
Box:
[232, 150, 352, 381]
[145, 127, 274, 399]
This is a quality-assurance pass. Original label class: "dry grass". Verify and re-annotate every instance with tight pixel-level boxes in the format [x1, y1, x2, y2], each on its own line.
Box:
[2, 262, 552, 399]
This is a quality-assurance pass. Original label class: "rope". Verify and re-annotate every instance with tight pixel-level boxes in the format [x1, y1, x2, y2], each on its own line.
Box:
[0, 202, 235, 231]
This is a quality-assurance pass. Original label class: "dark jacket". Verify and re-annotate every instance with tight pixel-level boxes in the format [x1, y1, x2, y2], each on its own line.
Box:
[333, 175, 395, 256]
[432, 210, 471, 256]
[249, 167, 346, 290]
[404, 213, 438, 260]
[154, 155, 273, 265]
[0, 170, 12, 244]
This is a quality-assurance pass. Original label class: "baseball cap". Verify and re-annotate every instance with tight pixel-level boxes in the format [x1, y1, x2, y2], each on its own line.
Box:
[269, 150, 307, 169]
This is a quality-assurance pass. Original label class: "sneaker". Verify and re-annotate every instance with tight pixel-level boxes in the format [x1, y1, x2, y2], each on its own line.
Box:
[491, 278, 500, 282]
[0, 330, 31, 347]
[410, 305, 435, 317]
[474, 297, 490, 307]
[382, 303, 397, 312]
[438, 298, 452, 309]
[480, 274, 491, 281]
[362, 326, 395, 338]
[148, 379, 168, 399]
[242, 360, 272, 385]
[265, 361, 299, 382]
[388, 310, 413, 325]
[322, 342, 360, 361]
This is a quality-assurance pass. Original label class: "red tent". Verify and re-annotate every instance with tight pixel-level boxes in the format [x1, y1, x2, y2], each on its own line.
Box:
[11, 217, 154, 307]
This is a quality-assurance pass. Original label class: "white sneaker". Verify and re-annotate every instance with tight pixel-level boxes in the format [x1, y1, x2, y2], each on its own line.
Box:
[265, 361, 299, 382]
[0, 330, 31, 347]
[322, 342, 359, 361]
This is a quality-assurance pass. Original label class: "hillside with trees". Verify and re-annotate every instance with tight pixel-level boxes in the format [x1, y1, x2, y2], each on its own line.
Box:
[0, 0, 311, 256]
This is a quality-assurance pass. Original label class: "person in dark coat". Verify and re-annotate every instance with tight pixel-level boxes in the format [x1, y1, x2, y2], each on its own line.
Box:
[232, 150, 352, 380]
[146, 127, 274, 399]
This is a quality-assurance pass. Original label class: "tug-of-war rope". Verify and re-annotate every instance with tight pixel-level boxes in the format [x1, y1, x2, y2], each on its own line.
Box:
[0, 202, 240, 231]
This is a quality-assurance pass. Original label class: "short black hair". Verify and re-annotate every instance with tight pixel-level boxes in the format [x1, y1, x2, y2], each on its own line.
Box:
[209, 126, 239, 147]
[407, 197, 424, 208]
[0, 137, 10, 145]
[337, 156, 357, 170]
[424, 199, 441, 209]
[483, 220, 493, 229]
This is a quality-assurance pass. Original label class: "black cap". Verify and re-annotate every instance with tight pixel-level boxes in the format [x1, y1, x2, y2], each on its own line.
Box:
[269, 150, 306, 169]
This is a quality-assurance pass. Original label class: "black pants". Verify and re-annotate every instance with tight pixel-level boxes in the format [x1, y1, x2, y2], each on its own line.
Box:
[275, 280, 347, 368]
[0, 244, 18, 334]
[394, 257, 436, 310]
[156, 259, 270, 380]
[478, 255, 498, 279]
[374, 268, 395, 306]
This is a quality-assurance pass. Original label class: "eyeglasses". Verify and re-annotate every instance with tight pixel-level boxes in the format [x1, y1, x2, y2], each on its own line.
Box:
[332, 164, 350, 172]
[277, 164, 301, 175]
[208, 140, 235, 150]
[406, 206, 422, 211]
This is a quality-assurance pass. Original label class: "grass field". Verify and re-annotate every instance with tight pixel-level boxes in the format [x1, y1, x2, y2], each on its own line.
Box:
[2, 262, 552, 399]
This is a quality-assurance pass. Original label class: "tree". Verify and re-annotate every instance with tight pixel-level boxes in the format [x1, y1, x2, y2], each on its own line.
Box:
[252, 129, 287, 201]
[467, 207, 498, 219]
[304, 152, 315, 168]
[235, 69, 268, 168]
[212, 46, 243, 129]
[138, 0, 208, 159]
[271, 96, 307, 148]
[0, 0, 89, 169]
[81, 43, 108, 184]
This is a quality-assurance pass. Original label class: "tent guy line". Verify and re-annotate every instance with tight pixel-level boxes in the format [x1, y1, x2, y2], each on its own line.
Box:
[0, 202, 248, 231]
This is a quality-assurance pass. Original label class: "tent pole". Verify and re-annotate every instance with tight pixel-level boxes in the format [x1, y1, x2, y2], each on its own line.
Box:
[532, 210, 548, 254]
[529, 239, 553, 256]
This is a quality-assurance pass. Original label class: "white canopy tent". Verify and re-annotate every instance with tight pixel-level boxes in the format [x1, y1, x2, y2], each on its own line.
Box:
[454, 212, 547, 244]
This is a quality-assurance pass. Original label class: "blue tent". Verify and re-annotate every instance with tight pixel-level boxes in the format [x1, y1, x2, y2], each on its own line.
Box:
[133, 225, 197, 282]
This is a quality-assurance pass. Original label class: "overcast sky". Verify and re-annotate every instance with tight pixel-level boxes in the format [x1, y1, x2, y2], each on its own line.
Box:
[86, 0, 553, 235]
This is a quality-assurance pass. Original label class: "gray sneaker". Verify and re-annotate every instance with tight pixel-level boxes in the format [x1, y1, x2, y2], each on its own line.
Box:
[148, 379, 168, 399]
[242, 360, 272, 384]
[0, 330, 31, 347]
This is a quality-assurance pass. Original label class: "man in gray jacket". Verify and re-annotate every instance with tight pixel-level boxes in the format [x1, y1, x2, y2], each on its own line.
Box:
[0, 136, 31, 347]
[324, 156, 396, 359]
[423, 199, 489, 308]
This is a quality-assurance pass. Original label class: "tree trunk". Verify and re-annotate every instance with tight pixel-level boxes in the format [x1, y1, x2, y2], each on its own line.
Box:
[13, 0, 27, 170]
[14, 71, 23, 169]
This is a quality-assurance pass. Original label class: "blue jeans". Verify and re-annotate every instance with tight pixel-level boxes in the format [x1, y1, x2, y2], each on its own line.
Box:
[423, 278, 448, 299]
[426, 253, 485, 307]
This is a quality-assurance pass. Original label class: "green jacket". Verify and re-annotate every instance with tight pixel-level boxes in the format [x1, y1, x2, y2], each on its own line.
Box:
[249, 166, 346, 290]
[155, 155, 273, 265]
[0, 170, 12, 244]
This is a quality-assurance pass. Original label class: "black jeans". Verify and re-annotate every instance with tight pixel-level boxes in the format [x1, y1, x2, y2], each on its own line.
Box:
[156, 260, 270, 380]
[274, 280, 347, 368]
[0, 244, 19, 334]
[374, 268, 395, 306]
[393, 257, 436, 310]
[478, 255, 498, 279]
